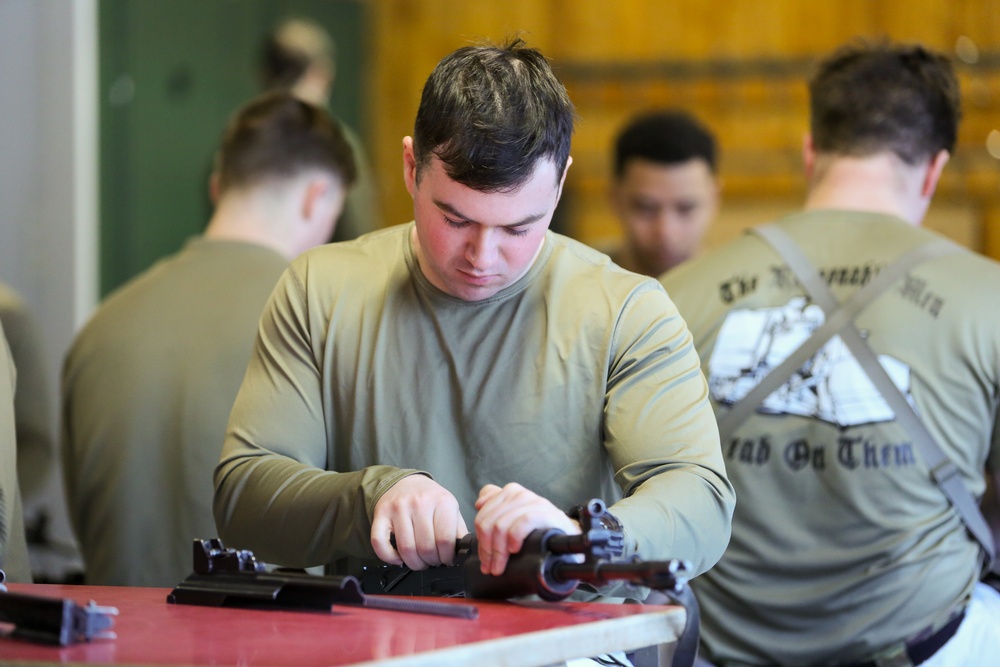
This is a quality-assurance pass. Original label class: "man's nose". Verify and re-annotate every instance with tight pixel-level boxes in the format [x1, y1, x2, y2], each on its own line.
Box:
[466, 228, 498, 267]
[654, 212, 679, 239]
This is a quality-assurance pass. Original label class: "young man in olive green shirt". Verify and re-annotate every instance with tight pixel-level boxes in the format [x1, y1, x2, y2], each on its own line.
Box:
[62, 92, 355, 587]
[216, 40, 734, 587]
[663, 41, 1000, 666]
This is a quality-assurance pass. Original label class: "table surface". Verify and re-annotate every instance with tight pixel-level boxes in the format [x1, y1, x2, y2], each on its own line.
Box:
[0, 583, 685, 667]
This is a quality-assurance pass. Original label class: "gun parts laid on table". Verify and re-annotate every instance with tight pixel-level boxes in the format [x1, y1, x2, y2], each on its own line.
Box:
[167, 538, 478, 619]
[0, 567, 118, 646]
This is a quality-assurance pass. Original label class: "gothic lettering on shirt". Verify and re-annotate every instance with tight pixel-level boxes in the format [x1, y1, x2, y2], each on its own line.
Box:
[719, 274, 758, 304]
[769, 261, 883, 291]
[898, 274, 945, 318]
[818, 262, 879, 288]
[725, 434, 916, 473]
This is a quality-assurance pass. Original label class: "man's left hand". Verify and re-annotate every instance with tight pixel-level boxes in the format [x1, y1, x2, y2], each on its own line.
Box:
[474, 483, 581, 576]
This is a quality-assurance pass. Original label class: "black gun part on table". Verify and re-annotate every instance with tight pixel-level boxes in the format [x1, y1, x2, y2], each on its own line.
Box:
[167, 538, 478, 619]
[0, 567, 118, 646]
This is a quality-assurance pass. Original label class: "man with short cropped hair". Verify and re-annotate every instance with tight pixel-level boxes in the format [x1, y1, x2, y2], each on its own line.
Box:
[260, 15, 381, 240]
[610, 110, 720, 277]
[62, 91, 356, 587]
[662, 40, 1000, 666]
[214, 39, 734, 596]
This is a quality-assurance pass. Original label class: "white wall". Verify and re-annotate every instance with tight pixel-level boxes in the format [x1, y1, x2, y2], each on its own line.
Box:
[0, 0, 99, 353]
[0, 0, 98, 575]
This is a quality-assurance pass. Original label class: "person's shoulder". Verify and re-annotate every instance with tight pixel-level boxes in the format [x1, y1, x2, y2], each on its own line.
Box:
[660, 229, 758, 289]
[546, 233, 670, 306]
[913, 227, 1000, 292]
[0, 282, 24, 313]
[297, 223, 406, 262]
[69, 242, 211, 348]
[290, 223, 409, 285]
[0, 283, 30, 330]
[550, 233, 652, 282]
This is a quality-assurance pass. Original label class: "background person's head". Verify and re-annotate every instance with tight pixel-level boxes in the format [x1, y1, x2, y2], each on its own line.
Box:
[809, 41, 960, 166]
[805, 41, 960, 224]
[260, 17, 336, 107]
[210, 91, 357, 256]
[611, 110, 720, 277]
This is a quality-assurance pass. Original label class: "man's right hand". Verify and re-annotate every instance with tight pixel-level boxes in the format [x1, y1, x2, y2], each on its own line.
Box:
[370, 474, 469, 570]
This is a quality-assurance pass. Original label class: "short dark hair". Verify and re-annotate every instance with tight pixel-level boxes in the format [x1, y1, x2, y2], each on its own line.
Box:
[214, 91, 356, 193]
[809, 40, 961, 164]
[412, 38, 575, 192]
[613, 110, 718, 178]
[259, 17, 335, 91]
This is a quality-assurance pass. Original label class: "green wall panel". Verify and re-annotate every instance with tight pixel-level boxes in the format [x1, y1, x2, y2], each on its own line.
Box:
[99, 0, 367, 296]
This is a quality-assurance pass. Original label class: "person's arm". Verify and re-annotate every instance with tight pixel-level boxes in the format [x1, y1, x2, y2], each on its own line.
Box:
[984, 467, 1000, 558]
[213, 262, 444, 568]
[0, 296, 55, 500]
[984, 408, 1000, 562]
[0, 323, 32, 582]
[602, 282, 735, 576]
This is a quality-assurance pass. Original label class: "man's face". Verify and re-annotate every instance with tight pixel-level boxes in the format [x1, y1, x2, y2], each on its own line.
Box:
[612, 157, 719, 276]
[403, 137, 567, 301]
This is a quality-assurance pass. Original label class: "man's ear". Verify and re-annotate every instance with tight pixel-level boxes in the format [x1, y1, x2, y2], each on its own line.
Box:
[301, 176, 332, 222]
[802, 134, 816, 181]
[921, 149, 950, 199]
[209, 172, 221, 206]
[402, 136, 418, 197]
[554, 155, 573, 205]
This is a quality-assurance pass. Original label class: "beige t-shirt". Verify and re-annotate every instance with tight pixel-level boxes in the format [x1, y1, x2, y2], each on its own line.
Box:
[662, 210, 1000, 665]
[62, 238, 289, 587]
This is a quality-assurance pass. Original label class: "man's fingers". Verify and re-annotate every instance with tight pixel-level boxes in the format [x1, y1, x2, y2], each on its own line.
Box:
[429, 506, 465, 566]
[475, 483, 503, 510]
[371, 475, 470, 570]
[393, 519, 427, 570]
[474, 483, 582, 576]
[370, 516, 403, 565]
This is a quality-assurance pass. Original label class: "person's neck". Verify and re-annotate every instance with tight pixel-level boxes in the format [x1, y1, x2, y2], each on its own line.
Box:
[204, 193, 297, 259]
[803, 154, 926, 226]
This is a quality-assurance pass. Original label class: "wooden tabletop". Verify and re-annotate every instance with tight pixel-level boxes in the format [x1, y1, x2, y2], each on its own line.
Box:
[0, 583, 685, 666]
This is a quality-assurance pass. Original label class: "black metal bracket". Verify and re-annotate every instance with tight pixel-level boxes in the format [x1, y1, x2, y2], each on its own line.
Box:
[168, 539, 477, 619]
[0, 589, 118, 646]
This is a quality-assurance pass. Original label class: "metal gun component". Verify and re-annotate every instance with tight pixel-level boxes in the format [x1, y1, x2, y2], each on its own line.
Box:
[0, 588, 118, 646]
[361, 497, 692, 601]
[358, 498, 700, 667]
[167, 539, 478, 619]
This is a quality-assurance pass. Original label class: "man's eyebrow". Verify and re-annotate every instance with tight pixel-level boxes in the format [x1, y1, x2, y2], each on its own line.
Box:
[434, 199, 547, 227]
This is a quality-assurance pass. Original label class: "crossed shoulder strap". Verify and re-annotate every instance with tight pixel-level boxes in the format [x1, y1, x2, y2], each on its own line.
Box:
[718, 223, 995, 571]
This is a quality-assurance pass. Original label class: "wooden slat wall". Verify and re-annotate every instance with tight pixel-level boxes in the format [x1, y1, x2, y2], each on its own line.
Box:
[368, 0, 1000, 259]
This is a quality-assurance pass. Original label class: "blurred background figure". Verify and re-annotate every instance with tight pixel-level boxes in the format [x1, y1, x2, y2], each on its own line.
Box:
[0, 319, 32, 583]
[261, 15, 381, 242]
[608, 110, 720, 277]
[61, 92, 355, 587]
[0, 282, 81, 582]
[0, 283, 55, 509]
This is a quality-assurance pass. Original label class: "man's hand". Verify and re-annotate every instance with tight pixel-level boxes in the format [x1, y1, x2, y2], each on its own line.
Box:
[371, 474, 469, 570]
[474, 483, 581, 576]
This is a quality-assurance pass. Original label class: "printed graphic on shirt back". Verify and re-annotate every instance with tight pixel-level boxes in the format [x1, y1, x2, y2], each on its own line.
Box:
[708, 297, 913, 428]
